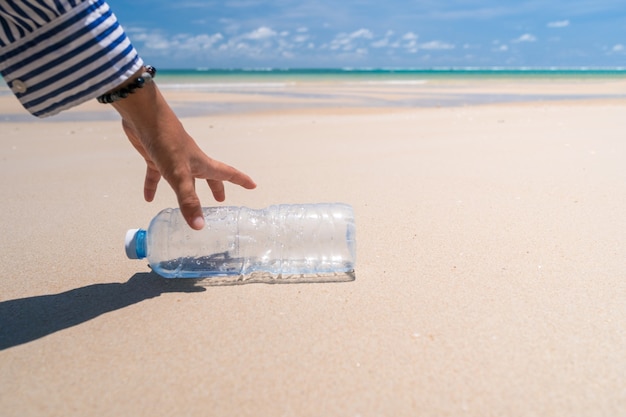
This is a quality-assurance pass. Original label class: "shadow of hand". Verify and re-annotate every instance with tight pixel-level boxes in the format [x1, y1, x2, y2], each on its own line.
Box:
[0, 272, 205, 350]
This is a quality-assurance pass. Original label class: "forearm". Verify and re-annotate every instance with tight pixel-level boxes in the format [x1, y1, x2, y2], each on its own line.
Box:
[110, 70, 191, 166]
[110, 68, 169, 136]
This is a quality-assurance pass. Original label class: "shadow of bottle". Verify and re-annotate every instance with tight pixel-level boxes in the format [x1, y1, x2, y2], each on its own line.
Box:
[0, 272, 206, 350]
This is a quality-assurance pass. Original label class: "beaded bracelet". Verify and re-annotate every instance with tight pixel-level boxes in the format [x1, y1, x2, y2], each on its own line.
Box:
[97, 65, 157, 104]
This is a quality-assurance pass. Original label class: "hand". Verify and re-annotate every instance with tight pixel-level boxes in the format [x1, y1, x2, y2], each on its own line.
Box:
[112, 77, 256, 230]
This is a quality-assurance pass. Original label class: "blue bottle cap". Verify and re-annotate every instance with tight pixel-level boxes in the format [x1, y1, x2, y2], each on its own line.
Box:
[125, 229, 147, 259]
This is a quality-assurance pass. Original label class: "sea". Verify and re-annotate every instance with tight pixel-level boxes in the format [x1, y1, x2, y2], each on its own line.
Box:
[153, 67, 626, 84]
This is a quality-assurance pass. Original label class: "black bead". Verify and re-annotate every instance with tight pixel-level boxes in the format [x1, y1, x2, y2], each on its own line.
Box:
[96, 65, 157, 104]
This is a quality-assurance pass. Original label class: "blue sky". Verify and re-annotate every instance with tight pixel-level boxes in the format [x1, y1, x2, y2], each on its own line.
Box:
[107, 0, 626, 69]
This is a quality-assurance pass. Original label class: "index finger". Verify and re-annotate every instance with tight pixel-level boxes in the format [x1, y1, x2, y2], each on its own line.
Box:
[170, 175, 205, 230]
[202, 159, 257, 190]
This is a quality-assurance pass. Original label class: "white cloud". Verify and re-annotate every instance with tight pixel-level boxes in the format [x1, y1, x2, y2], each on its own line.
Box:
[129, 22, 462, 64]
[371, 38, 389, 48]
[328, 28, 374, 51]
[420, 40, 455, 50]
[492, 42, 509, 52]
[195, 33, 224, 49]
[371, 30, 396, 48]
[143, 27, 280, 60]
[129, 29, 225, 52]
[400, 32, 419, 53]
[244, 26, 277, 40]
[294, 34, 309, 43]
[513, 33, 537, 43]
[350, 29, 374, 39]
[547, 20, 570, 28]
[427, 5, 518, 21]
[612, 44, 624, 52]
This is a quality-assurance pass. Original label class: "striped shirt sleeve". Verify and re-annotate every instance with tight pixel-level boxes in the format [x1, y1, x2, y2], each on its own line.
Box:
[0, 0, 143, 118]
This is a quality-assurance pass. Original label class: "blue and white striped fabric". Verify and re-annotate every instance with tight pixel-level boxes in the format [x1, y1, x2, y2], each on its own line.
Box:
[0, 0, 143, 117]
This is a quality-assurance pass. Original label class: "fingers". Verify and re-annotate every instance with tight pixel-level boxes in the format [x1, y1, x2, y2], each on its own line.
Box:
[144, 165, 161, 202]
[201, 158, 257, 190]
[229, 170, 257, 190]
[203, 160, 256, 203]
[123, 119, 163, 202]
[207, 179, 225, 202]
[117, 91, 255, 231]
[173, 163, 255, 230]
[172, 175, 205, 230]
[125, 116, 255, 230]
[222, 163, 257, 190]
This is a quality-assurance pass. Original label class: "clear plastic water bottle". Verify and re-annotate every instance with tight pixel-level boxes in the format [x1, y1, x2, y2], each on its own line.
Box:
[125, 203, 356, 280]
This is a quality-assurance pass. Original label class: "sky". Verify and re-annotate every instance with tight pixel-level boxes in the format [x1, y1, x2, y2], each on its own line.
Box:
[107, 0, 626, 69]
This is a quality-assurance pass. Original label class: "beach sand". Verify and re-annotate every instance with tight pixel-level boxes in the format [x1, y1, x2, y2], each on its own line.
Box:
[1, 79, 625, 416]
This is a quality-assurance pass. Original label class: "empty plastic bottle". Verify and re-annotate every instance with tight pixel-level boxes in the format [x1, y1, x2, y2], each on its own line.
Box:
[125, 203, 356, 279]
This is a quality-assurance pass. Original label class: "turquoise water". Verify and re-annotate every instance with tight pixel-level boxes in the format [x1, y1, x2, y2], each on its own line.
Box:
[157, 67, 626, 84]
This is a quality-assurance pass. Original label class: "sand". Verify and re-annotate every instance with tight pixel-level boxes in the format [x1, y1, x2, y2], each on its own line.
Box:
[1, 79, 625, 416]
